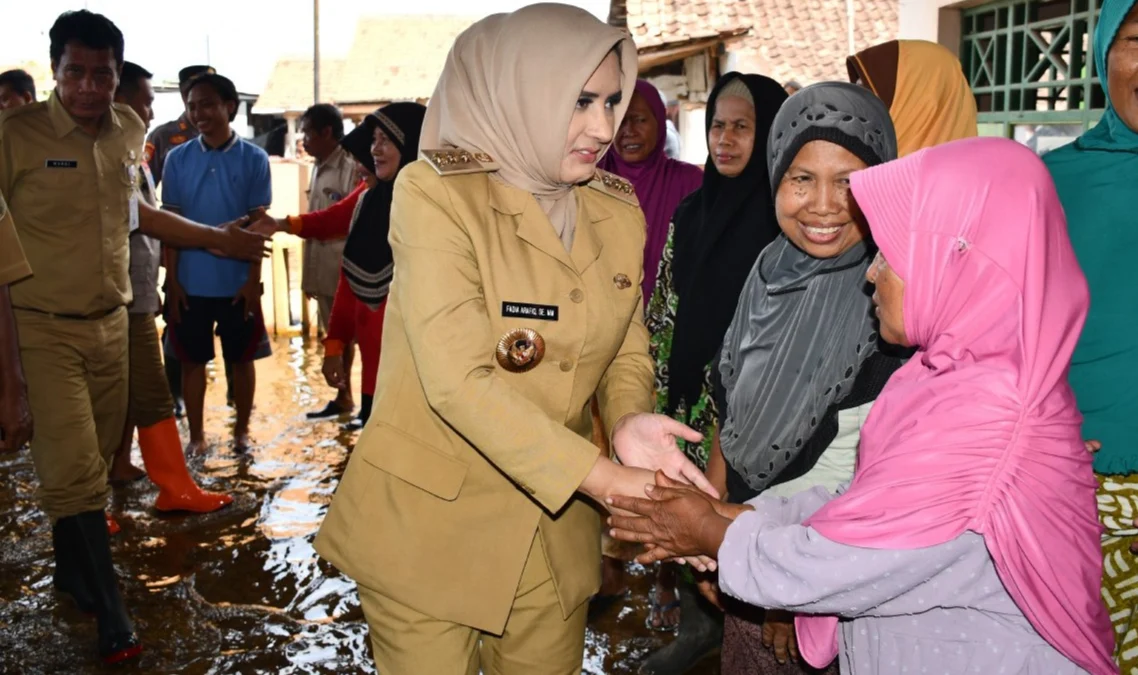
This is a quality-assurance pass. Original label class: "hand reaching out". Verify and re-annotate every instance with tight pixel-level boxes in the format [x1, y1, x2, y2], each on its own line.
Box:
[611, 413, 718, 498]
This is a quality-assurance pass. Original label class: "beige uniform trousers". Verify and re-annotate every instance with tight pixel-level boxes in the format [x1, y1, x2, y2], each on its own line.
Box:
[16, 307, 128, 520]
[358, 534, 588, 675]
[127, 312, 175, 429]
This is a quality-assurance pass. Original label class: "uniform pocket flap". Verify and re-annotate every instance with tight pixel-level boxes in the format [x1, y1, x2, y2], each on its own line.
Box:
[360, 423, 468, 501]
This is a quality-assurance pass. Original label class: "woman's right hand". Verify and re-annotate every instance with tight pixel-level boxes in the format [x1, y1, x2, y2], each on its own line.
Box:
[580, 457, 655, 514]
[322, 354, 347, 390]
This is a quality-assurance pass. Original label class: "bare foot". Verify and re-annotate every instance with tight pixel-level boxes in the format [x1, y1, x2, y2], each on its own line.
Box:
[109, 462, 146, 485]
[233, 434, 252, 453]
[185, 439, 208, 456]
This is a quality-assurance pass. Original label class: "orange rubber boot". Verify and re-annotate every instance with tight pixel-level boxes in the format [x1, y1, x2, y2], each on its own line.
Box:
[137, 418, 233, 513]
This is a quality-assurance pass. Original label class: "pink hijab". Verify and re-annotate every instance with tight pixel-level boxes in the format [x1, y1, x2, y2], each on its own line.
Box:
[598, 79, 703, 303]
[795, 137, 1115, 674]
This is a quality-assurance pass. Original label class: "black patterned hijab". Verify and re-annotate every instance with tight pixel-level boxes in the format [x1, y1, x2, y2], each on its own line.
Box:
[664, 73, 788, 415]
[340, 102, 426, 310]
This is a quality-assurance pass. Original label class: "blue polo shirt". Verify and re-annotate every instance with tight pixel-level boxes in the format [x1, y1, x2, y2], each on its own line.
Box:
[162, 133, 272, 297]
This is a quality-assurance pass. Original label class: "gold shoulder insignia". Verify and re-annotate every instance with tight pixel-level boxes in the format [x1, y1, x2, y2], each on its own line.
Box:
[588, 169, 638, 206]
[420, 148, 500, 176]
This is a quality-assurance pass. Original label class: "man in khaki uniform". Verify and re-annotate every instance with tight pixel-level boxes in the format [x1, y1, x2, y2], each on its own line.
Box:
[298, 103, 359, 419]
[0, 10, 268, 663]
[0, 189, 33, 454]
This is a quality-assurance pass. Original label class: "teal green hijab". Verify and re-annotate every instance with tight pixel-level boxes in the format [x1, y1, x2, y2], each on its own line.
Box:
[1044, 0, 1138, 474]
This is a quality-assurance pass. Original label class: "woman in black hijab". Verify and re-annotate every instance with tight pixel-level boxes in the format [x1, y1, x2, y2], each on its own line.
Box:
[318, 103, 426, 428]
[639, 72, 787, 675]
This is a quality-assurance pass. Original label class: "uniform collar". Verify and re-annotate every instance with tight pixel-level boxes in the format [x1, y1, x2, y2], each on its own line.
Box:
[48, 91, 123, 139]
[198, 131, 239, 152]
[317, 145, 347, 170]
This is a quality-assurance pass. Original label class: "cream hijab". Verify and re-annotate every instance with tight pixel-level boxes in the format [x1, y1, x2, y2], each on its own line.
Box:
[420, 3, 639, 249]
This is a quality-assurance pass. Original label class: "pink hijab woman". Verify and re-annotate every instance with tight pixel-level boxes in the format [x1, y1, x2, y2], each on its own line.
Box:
[606, 137, 1115, 674]
[801, 136, 1115, 673]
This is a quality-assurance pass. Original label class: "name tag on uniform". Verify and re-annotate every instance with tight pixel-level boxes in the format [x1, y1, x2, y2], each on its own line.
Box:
[502, 302, 559, 321]
[45, 159, 78, 169]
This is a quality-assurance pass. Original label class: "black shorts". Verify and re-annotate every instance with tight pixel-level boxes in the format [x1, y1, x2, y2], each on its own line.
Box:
[168, 296, 268, 365]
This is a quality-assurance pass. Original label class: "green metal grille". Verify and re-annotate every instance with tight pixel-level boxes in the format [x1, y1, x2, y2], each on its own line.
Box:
[961, 0, 1105, 135]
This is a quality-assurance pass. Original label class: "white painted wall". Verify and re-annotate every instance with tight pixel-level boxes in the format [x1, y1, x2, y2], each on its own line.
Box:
[898, 0, 945, 41]
[679, 106, 708, 166]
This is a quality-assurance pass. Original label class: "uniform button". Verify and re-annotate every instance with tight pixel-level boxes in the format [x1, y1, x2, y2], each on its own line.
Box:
[560, 359, 573, 372]
[477, 286, 483, 295]
[569, 288, 584, 303]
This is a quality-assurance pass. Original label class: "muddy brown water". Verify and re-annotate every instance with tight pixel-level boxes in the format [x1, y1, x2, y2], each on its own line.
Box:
[0, 336, 719, 674]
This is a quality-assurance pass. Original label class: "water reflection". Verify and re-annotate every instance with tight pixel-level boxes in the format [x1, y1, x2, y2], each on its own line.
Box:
[0, 336, 717, 674]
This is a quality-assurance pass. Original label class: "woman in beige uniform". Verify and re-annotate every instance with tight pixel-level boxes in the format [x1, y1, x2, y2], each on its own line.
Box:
[315, 3, 713, 673]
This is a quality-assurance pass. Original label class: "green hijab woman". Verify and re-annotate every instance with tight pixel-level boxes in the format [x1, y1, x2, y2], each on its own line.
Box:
[1044, 0, 1138, 665]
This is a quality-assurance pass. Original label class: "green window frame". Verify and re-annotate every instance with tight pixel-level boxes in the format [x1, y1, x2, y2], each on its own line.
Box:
[960, 0, 1105, 139]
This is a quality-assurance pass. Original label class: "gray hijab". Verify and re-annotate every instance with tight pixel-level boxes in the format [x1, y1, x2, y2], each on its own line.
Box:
[718, 82, 897, 492]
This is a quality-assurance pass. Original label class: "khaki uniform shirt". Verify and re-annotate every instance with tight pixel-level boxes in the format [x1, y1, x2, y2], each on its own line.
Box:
[315, 157, 654, 633]
[0, 93, 147, 317]
[302, 146, 357, 298]
[0, 191, 31, 287]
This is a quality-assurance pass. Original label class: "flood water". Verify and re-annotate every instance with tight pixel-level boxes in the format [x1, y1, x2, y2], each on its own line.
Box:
[0, 336, 720, 674]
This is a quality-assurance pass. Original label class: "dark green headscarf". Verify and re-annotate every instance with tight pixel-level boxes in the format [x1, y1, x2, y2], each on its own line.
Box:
[1043, 0, 1138, 473]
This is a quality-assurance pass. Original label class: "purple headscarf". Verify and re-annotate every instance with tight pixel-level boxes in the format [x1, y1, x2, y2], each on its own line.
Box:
[599, 79, 703, 303]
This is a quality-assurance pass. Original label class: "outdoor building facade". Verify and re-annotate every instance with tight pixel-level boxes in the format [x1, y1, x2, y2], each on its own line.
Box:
[901, 0, 1105, 154]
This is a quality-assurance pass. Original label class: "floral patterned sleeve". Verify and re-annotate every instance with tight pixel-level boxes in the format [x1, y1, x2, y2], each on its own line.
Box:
[645, 221, 679, 413]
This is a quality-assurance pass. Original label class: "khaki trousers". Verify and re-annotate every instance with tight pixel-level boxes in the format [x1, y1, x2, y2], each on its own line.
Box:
[358, 534, 587, 675]
[15, 307, 128, 520]
[127, 312, 175, 429]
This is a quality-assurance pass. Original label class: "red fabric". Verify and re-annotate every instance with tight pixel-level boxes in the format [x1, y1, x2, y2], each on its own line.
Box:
[297, 181, 366, 241]
[326, 271, 358, 344]
[326, 269, 385, 396]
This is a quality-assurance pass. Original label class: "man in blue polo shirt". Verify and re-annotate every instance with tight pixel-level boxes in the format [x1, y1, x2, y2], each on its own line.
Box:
[163, 72, 270, 454]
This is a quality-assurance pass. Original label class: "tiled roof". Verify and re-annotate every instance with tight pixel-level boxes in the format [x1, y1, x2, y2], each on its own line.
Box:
[623, 0, 898, 85]
[623, 0, 753, 48]
[255, 15, 476, 113]
[735, 0, 899, 85]
[255, 58, 345, 113]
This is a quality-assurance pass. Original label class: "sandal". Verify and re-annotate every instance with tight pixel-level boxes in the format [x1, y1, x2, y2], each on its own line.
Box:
[645, 584, 681, 633]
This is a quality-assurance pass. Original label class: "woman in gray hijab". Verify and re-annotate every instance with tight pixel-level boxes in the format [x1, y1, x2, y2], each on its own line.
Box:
[696, 82, 903, 674]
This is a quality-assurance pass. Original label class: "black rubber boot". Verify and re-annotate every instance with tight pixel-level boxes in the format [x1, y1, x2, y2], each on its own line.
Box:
[639, 580, 723, 675]
[52, 520, 95, 614]
[64, 511, 142, 664]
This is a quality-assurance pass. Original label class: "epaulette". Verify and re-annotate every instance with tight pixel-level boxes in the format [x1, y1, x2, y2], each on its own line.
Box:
[588, 169, 638, 206]
[421, 148, 499, 176]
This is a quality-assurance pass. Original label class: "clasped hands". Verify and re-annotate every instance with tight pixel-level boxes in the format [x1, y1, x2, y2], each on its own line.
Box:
[601, 413, 748, 572]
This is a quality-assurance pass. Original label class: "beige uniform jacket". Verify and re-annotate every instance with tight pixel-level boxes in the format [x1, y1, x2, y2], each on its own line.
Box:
[315, 154, 654, 634]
